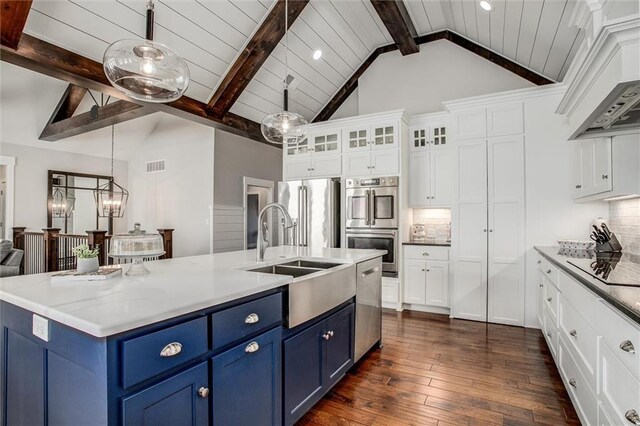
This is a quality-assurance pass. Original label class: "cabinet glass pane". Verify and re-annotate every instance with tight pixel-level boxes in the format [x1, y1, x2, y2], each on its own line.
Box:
[385, 136, 393, 144]
[327, 143, 338, 151]
[315, 136, 325, 144]
[375, 127, 383, 136]
[358, 130, 366, 138]
[327, 134, 337, 142]
[350, 140, 358, 148]
[374, 137, 383, 145]
[358, 138, 367, 147]
[385, 126, 393, 133]
[350, 131, 357, 139]
[315, 145, 325, 152]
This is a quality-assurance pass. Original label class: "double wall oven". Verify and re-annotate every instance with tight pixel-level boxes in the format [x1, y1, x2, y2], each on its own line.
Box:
[345, 176, 399, 276]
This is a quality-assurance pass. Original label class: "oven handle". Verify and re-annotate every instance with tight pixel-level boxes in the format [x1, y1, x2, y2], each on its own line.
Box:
[365, 189, 371, 226]
[346, 230, 397, 238]
[370, 189, 376, 226]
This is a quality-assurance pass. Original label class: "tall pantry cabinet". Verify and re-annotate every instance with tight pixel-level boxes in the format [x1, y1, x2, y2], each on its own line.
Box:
[450, 102, 526, 326]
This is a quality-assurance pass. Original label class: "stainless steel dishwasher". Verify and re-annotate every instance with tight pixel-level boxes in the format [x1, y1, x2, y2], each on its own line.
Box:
[354, 257, 382, 361]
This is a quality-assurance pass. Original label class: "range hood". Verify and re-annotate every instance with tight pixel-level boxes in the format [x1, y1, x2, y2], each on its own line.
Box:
[574, 81, 640, 138]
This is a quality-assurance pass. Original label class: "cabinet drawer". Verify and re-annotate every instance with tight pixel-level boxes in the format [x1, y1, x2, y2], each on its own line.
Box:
[404, 245, 449, 261]
[543, 309, 557, 360]
[558, 338, 598, 426]
[596, 301, 640, 381]
[543, 279, 559, 327]
[211, 293, 282, 350]
[559, 294, 597, 392]
[537, 257, 559, 289]
[558, 271, 600, 325]
[599, 339, 640, 426]
[121, 317, 208, 389]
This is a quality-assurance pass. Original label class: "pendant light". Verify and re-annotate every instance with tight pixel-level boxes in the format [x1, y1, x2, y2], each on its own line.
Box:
[261, 0, 308, 145]
[94, 125, 129, 218]
[103, 0, 190, 103]
[51, 187, 75, 218]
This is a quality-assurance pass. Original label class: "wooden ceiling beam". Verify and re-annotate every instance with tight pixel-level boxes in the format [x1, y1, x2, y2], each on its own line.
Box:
[370, 0, 418, 56]
[40, 100, 155, 142]
[0, 0, 33, 50]
[46, 84, 88, 126]
[206, 0, 310, 117]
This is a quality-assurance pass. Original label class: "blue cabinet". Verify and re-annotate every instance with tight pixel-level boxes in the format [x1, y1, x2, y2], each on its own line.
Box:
[122, 362, 209, 426]
[212, 327, 282, 426]
[283, 303, 355, 426]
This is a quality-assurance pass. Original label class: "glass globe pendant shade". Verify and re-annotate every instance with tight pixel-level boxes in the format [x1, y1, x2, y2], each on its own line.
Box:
[51, 187, 75, 218]
[103, 39, 190, 103]
[94, 180, 129, 218]
[261, 110, 309, 145]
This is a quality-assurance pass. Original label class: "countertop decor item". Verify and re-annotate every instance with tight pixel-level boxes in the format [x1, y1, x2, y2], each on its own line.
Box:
[261, 0, 308, 145]
[109, 223, 164, 276]
[72, 244, 100, 273]
[51, 267, 122, 283]
[103, 0, 189, 103]
[94, 125, 129, 218]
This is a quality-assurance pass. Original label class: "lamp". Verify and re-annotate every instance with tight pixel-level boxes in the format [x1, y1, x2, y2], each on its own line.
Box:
[261, 0, 308, 145]
[94, 126, 129, 218]
[103, 0, 189, 103]
[51, 187, 75, 218]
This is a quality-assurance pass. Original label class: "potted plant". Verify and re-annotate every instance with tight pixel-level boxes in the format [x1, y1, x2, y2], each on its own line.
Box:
[72, 244, 100, 274]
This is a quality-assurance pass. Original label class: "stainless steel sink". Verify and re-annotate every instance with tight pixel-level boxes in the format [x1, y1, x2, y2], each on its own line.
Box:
[247, 260, 356, 328]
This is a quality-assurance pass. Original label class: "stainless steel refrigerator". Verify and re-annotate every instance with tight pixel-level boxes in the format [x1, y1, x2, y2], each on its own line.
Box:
[277, 178, 340, 249]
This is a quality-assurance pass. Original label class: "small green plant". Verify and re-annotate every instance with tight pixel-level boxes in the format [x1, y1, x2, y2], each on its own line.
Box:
[72, 244, 99, 259]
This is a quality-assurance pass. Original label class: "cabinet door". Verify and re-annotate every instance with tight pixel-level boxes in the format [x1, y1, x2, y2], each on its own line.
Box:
[311, 130, 341, 156]
[404, 260, 427, 304]
[324, 304, 354, 388]
[285, 136, 310, 157]
[571, 141, 584, 198]
[311, 154, 342, 177]
[284, 321, 324, 425]
[487, 135, 525, 327]
[580, 139, 597, 196]
[430, 121, 449, 149]
[343, 127, 369, 152]
[425, 261, 449, 307]
[409, 151, 430, 207]
[486, 102, 523, 137]
[410, 126, 429, 151]
[122, 362, 209, 426]
[284, 156, 310, 180]
[371, 122, 398, 149]
[370, 149, 399, 176]
[452, 108, 486, 140]
[452, 139, 488, 322]
[591, 137, 613, 195]
[212, 328, 282, 426]
[430, 148, 453, 207]
[343, 151, 371, 177]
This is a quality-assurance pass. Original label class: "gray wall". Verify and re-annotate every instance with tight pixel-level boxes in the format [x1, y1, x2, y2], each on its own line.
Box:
[213, 130, 282, 207]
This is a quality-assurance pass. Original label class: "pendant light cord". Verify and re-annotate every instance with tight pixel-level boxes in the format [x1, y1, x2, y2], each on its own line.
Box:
[284, 0, 288, 90]
[111, 125, 115, 179]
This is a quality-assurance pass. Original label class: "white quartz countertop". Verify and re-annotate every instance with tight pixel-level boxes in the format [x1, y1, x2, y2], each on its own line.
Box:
[0, 246, 385, 338]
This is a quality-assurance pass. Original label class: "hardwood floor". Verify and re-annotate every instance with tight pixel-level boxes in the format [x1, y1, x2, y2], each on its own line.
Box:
[298, 309, 580, 426]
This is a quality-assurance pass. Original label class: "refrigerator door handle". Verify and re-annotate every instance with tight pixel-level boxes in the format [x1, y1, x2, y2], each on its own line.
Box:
[370, 189, 376, 226]
[303, 186, 309, 246]
[297, 186, 303, 247]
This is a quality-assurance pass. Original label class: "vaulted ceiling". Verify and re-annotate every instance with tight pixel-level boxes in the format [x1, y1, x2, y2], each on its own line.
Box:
[10, 0, 585, 140]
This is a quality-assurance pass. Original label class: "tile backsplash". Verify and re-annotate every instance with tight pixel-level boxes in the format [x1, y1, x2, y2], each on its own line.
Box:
[609, 198, 640, 255]
[412, 209, 451, 241]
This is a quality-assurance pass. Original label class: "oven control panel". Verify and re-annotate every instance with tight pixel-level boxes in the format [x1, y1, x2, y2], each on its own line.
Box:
[346, 176, 398, 188]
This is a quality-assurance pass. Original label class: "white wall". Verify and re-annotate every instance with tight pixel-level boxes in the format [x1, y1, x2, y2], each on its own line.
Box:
[126, 115, 215, 258]
[0, 142, 129, 233]
[523, 90, 609, 327]
[329, 88, 359, 120]
[359, 40, 534, 117]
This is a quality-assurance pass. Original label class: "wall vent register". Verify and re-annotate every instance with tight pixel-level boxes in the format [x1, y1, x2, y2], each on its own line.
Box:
[146, 160, 166, 173]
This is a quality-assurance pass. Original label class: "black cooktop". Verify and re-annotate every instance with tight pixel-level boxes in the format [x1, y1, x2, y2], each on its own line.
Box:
[566, 250, 640, 287]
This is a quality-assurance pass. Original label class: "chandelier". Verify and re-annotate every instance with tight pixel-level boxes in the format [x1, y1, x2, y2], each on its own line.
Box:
[103, 0, 189, 103]
[94, 126, 129, 218]
[261, 0, 308, 145]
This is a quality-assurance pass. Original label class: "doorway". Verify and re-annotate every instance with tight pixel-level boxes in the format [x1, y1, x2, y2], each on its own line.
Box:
[243, 177, 274, 250]
[0, 156, 15, 240]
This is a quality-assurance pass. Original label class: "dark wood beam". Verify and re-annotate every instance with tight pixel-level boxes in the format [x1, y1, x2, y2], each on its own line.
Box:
[314, 30, 554, 122]
[46, 84, 88, 125]
[370, 0, 418, 56]
[40, 100, 155, 141]
[1, 34, 274, 145]
[206, 0, 310, 117]
[0, 0, 32, 50]
[442, 31, 554, 86]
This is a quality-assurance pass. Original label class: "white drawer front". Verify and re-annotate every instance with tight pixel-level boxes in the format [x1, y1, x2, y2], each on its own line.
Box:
[537, 257, 559, 290]
[404, 245, 449, 261]
[544, 280, 560, 327]
[599, 340, 640, 426]
[559, 294, 598, 392]
[558, 270, 600, 324]
[596, 301, 640, 382]
[558, 338, 598, 426]
[544, 309, 557, 360]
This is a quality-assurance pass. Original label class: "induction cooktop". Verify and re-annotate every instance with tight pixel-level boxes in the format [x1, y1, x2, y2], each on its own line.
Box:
[567, 251, 640, 287]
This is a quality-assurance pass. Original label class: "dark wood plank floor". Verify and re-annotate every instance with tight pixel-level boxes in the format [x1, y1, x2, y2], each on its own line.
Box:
[298, 309, 580, 426]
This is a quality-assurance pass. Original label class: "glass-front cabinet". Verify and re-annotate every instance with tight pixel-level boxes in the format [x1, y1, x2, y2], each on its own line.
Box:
[285, 136, 310, 157]
[311, 130, 341, 155]
[409, 120, 448, 151]
[343, 121, 399, 152]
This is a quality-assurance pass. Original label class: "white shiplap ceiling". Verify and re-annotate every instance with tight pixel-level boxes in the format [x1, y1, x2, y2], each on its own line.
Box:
[22, 0, 585, 125]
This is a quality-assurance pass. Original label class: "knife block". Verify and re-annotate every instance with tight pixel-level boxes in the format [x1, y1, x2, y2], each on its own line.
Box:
[595, 233, 623, 253]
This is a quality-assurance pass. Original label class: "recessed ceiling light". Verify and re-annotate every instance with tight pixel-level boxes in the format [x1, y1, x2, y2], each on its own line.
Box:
[313, 50, 322, 60]
[480, 1, 493, 11]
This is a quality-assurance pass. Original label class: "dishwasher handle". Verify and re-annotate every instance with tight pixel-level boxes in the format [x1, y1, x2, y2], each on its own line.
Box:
[361, 266, 380, 278]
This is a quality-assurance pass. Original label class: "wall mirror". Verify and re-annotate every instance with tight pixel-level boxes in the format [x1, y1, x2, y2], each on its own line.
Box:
[47, 170, 113, 235]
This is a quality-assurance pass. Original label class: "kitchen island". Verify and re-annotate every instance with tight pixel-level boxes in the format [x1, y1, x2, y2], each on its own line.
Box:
[0, 246, 385, 426]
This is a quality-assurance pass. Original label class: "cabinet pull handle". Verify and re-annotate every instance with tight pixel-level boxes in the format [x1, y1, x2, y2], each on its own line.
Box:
[569, 329, 577, 337]
[361, 267, 380, 278]
[322, 331, 334, 341]
[620, 340, 636, 354]
[160, 342, 182, 357]
[489, 229, 494, 233]
[198, 387, 210, 398]
[576, 184, 582, 189]
[245, 341, 260, 353]
[245, 313, 260, 324]
[625, 409, 640, 425]
[602, 174, 608, 179]
[546, 297, 552, 302]
[483, 229, 487, 233]
[422, 252, 429, 256]
[537, 260, 541, 264]
[426, 269, 430, 272]
[547, 269, 552, 274]
[569, 378, 577, 388]
[539, 283, 544, 288]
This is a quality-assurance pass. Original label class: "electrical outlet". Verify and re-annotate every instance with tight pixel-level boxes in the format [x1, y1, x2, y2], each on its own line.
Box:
[32, 314, 49, 342]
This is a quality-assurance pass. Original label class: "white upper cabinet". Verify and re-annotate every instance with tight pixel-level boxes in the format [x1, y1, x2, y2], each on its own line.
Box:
[343, 120, 400, 152]
[409, 151, 430, 206]
[571, 138, 617, 200]
[310, 129, 341, 156]
[344, 149, 399, 177]
[451, 108, 486, 140]
[409, 120, 449, 151]
[283, 129, 342, 180]
[486, 102, 524, 137]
